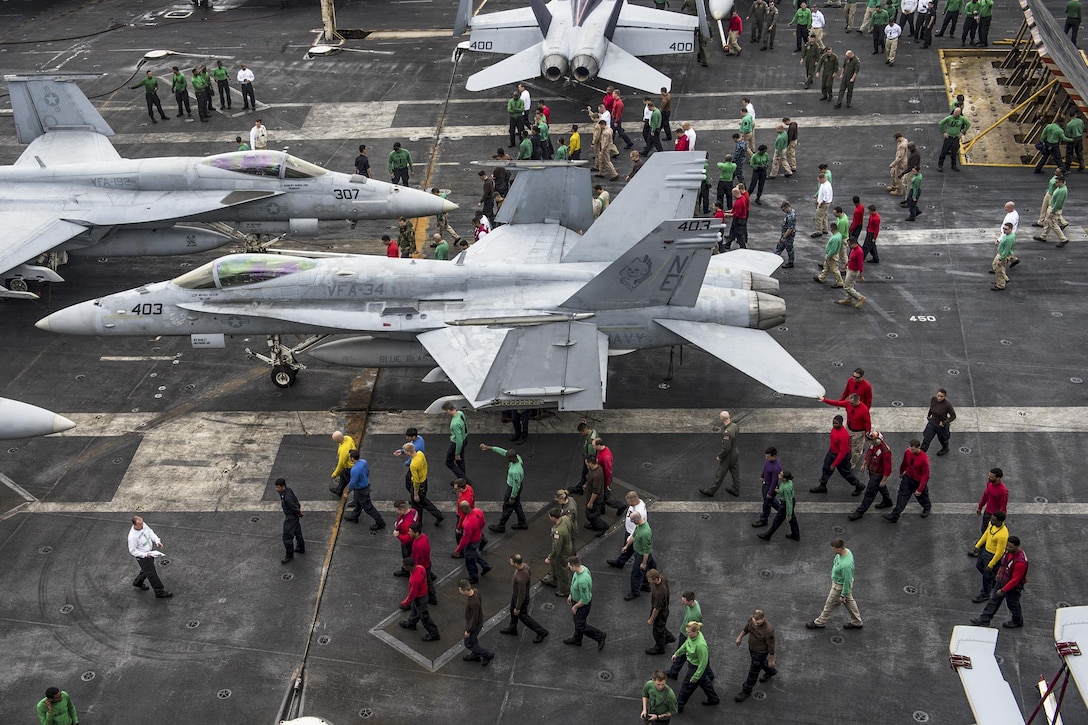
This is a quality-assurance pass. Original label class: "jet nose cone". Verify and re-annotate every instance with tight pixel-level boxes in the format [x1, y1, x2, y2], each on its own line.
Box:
[395, 185, 459, 218]
[442, 198, 459, 214]
[35, 302, 100, 336]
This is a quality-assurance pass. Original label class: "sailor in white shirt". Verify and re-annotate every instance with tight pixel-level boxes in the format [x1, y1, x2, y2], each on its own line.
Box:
[811, 9, 827, 45]
[812, 173, 834, 235]
[683, 122, 697, 150]
[885, 20, 903, 64]
[236, 63, 256, 109]
[128, 516, 172, 598]
[605, 491, 649, 568]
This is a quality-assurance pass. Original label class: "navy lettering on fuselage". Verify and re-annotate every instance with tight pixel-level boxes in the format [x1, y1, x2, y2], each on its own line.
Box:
[91, 177, 135, 188]
[323, 282, 385, 297]
[608, 331, 646, 346]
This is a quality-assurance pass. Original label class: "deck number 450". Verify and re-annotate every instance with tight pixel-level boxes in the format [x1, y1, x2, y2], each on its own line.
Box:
[910, 315, 937, 322]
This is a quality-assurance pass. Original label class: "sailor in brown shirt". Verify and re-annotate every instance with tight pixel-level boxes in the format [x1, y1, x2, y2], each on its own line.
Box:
[645, 569, 676, 654]
[734, 609, 777, 701]
[458, 580, 494, 666]
[920, 388, 957, 456]
[499, 554, 550, 643]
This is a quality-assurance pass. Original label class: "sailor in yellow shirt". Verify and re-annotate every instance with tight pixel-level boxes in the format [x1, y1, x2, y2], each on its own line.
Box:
[329, 430, 356, 497]
[403, 442, 445, 524]
[569, 125, 582, 160]
[970, 511, 1008, 602]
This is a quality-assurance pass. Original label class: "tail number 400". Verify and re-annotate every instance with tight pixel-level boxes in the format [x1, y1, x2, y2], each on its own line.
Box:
[669, 41, 694, 51]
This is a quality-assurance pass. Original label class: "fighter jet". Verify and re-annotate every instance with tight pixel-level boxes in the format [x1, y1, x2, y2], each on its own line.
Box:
[0, 74, 456, 299]
[37, 158, 824, 410]
[0, 398, 75, 439]
[454, 0, 709, 93]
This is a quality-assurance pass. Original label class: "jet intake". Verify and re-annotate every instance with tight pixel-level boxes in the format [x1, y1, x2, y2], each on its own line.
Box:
[541, 53, 569, 82]
[752, 291, 786, 330]
[68, 225, 234, 257]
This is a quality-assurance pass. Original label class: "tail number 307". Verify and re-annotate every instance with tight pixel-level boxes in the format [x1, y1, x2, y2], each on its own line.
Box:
[333, 189, 360, 199]
[132, 304, 163, 315]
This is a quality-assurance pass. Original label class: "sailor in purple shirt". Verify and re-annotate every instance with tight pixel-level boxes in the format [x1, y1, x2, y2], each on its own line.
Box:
[753, 447, 784, 528]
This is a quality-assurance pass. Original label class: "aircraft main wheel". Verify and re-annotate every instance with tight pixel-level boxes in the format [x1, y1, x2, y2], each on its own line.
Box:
[8, 278, 28, 293]
[271, 365, 297, 388]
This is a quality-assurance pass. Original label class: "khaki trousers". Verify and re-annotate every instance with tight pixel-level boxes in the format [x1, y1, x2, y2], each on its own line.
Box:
[814, 582, 863, 626]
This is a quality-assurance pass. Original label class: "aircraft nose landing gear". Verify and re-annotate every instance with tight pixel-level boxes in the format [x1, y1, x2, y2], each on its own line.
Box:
[246, 334, 329, 388]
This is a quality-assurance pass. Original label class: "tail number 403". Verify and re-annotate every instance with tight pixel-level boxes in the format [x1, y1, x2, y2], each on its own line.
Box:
[132, 304, 163, 315]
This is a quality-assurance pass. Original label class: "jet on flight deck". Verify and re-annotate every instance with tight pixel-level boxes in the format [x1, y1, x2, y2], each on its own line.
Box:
[454, 0, 709, 93]
[37, 154, 824, 411]
[0, 75, 455, 299]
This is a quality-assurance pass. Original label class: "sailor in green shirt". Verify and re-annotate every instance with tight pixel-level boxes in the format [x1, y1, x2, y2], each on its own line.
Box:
[130, 70, 168, 123]
[905, 167, 922, 221]
[814, 230, 845, 285]
[481, 444, 527, 530]
[818, 163, 833, 184]
[834, 206, 850, 266]
[190, 67, 210, 121]
[717, 155, 738, 208]
[566, 556, 607, 648]
[1035, 121, 1072, 173]
[871, 5, 890, 54]
[535, 113, 552, 158]
[770, 125, 791, 177]
[212, 60, 232, 109]
[236, 136, 250, 151]
[649, 102, 663, 152]
[622, 512, 657, 599]
[1066, 0, 1082, 44]
[1065, 110, 1084, 170]
[442, 400, 468, 478]
[807, 538, 864, 628]
[641, 673, 679, 721]
[739, 109, 755, 157]
[1036, 169, 1066, 225]
[569, 421, 598, 494]
[937, 107, 971, 169]
[962, 0, 979, 43]
[506, 90, 525, 147]
[860, 0, 883, 32]
[665, 591, 703, 678]
[672, 621, 721, 708]
[37, 687, 78, 725]
[991, 222, 1017, 290]
[750, 144, 770, 204]
[431, 233, 450, 260]
[975, 0, 992, 44]
[759, 469, 799, 540]
[169, 66, 191, 118]
[516, 130, 533, 159]
[1034, 178, 1070, 245]
[790, 1, 813, 50]
[936, 0, 963, 37]
[555, 139, 569, 160]
[389, 142, 413, 186]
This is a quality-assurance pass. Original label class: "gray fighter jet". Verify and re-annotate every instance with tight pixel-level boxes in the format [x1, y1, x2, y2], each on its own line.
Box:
[0, 75, 456, 299]
[37, 156, 823, 410]
[455, 0, 709, 93]
[0, 398, 75, 439]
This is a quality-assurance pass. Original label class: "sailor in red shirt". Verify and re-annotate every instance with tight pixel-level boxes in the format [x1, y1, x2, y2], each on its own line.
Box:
[674, 131, 690, 151]
[885, 439, 931, 522]
[863, 205, 881, 263]
[841, 368, 873, 409]
[849, 430, 894, 518]
[409, 524, 438, 605]
[592, 438, 625, 514]
[975, 468, 1010, 535]
[971, 536, 1028, 628]
[384, 234, 399, 258]
[455, 501, 492, 583]
[399, 557, 441, 640]
[849, 196, 865, 240]
[451, 478, 488, 555]
[723, 185, 750, 250]
[610, 90, 634, 148]
[393, 500, 419, 576]
[836, 238, 866, 308]
[811, 415, 864, 495]
[818, 393, 871, 468]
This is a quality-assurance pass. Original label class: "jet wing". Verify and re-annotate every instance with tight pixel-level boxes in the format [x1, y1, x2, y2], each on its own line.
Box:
[948, 626, 1026, 725]
[6, 74, 115, 144]
[464, 223, 584, 265]
[67, 189, 283, 227]
[493, 165, 595, 230]
[712, 249, 784, 277]
[596, 42, 672, 94]
[15, 130, 121, 167]
[417, 321, 607, 410]
[0, 213, 88, 278]
[613, 5, 700, 56]
[654, 319, 825, 398]
[466, 42, 546, 91]
[461, 6, 544, 53]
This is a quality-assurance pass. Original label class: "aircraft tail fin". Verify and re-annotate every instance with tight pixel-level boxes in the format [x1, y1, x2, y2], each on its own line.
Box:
[530, 0, 553, 35]
[596, 41, 672, 92]
[454, 0, 473, 35]
[559, 218, 718, 311]
[465, 42, 544, 91]
[563, 151, 705, 263]
[5, 74, 114, 144]
[495, 166, 595, 231]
